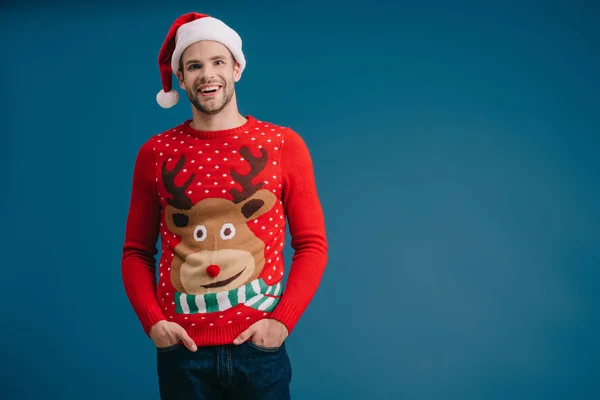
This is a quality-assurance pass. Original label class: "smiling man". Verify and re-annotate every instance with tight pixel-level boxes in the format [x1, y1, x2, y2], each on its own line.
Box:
[121, 12, 328, 400]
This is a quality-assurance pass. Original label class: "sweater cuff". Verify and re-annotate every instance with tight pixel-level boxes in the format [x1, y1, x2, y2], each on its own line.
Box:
[139, 306, 167, 336]
[269, 299, 304, 335]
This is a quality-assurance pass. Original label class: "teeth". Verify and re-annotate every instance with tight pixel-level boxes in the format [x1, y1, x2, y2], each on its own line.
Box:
[201, 86, 219, 93]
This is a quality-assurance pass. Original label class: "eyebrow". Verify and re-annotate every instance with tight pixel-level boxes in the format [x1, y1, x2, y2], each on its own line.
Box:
[184, 55, 227, 65]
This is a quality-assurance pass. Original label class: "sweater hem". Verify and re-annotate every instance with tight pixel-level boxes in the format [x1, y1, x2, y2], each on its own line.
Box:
[185, 320, 256, 347]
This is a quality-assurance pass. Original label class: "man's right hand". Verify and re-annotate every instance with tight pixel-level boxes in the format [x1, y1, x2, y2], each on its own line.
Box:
[149, 320, 197, 352]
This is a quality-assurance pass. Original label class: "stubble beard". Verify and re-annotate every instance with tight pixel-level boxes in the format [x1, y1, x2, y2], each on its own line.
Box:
[186, 81, 234, 115]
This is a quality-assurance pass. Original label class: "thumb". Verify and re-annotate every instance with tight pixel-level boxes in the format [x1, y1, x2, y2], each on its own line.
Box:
[176, 326, 197, 352]
[233, 324, 258, 345]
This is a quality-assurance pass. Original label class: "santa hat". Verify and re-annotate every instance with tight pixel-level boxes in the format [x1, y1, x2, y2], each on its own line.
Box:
[156, 12, 246, 108]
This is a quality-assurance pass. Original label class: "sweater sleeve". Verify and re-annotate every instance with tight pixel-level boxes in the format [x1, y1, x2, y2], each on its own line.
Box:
[121, 140, 166, 336]
[269, 129, 328, 334]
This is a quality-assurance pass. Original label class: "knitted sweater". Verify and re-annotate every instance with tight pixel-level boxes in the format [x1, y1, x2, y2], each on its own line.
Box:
[121, 115, 328, 346]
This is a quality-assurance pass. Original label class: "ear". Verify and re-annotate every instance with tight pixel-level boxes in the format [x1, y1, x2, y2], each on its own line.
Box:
[165, 204, 191, 235]
[176, 70, 185, 89]
[239, 189, 276, 220]
[233, 62, 242, 82]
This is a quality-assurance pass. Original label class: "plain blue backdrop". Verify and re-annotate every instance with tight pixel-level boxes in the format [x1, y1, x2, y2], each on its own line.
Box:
[1, 0, 599, 399]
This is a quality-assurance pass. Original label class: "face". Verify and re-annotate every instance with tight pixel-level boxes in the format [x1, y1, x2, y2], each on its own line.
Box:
[177, 40, 241, 115]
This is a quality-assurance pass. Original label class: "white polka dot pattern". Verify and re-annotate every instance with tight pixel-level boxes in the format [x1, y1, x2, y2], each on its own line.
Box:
[152, 117, 289, 329]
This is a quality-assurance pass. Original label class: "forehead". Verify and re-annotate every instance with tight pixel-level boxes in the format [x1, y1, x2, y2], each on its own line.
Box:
[181, 40, 231, 61]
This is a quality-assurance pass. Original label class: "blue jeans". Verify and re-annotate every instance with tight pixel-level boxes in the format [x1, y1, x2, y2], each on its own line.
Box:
[156, 340, 292, 399]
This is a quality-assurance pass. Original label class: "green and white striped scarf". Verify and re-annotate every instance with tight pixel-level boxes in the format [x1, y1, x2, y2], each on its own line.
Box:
[174, 278, 283, 314]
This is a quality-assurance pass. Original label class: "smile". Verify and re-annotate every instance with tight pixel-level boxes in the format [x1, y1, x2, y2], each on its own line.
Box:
[198, 85, 222, 97]
[202, 267, 246, 289]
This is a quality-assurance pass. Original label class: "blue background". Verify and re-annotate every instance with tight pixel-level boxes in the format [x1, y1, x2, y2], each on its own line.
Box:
[1, 0, 599, 399]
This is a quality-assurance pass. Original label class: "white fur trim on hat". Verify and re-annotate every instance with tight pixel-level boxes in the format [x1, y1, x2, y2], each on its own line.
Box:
[171, 17, 246, 75]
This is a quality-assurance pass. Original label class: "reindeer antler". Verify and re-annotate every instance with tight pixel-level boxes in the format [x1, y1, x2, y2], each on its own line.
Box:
[162, 155, 194, 210]
[230, 146, 268, 203]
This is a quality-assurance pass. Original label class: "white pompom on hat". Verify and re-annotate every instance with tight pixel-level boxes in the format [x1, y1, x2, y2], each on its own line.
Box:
[156, 12, 246, 108]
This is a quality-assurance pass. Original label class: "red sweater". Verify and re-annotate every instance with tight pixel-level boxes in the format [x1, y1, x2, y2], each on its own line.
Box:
[121, 115, 328, 346]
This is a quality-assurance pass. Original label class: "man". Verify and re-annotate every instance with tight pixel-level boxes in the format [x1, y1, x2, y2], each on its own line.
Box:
[121, 12, 328, 399]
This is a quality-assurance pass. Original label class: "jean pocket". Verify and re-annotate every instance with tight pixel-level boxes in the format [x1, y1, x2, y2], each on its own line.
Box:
[156, 342, 182, 353]
[247, 340, 282, 353]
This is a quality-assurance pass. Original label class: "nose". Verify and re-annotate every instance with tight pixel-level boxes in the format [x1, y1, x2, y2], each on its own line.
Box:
[206, 264, 220, 278]
[199, 65, 215, 79]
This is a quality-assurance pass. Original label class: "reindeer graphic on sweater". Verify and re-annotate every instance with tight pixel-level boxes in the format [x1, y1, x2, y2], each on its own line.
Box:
[161, 146, 283, 315]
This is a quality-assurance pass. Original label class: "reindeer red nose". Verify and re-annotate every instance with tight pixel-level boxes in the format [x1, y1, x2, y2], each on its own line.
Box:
[206, 264, 221, 278]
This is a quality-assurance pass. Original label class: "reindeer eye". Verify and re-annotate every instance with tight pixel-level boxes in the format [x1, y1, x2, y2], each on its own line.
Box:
[220, 223, 236, 240]
[194, 225, 207, 241]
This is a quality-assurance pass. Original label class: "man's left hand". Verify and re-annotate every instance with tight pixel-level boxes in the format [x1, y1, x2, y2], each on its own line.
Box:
[233, 319, 289, 347]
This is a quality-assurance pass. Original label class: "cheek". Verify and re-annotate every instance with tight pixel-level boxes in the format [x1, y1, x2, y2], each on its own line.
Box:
[188, 76, 199, 87]
[180, 72, 196, 87]
[179, 74, 192, 88]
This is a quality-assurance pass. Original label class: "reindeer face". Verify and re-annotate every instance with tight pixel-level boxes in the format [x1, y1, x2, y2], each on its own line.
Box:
[161, 146, 277, 296]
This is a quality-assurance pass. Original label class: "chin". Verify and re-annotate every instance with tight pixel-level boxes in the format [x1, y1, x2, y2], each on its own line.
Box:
[201, 107, 225, 115]
[205, 104, 228, 115]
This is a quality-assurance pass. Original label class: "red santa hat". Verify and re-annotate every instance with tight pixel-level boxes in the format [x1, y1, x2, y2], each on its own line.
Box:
[156, 12, 246, 108]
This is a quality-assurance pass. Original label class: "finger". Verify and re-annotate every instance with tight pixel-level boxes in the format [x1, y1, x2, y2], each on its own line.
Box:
[233, 325, 258, 345]
[177, 326, 198, 352]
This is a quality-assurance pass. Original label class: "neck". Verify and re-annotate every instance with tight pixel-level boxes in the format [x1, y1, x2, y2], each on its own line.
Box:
[189, 96, 247, 132]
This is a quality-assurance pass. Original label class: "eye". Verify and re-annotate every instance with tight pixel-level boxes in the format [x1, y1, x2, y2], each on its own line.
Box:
[220, 223, 235, 240]
[188, 63, 200, 70]
[194, 225, 207, 241]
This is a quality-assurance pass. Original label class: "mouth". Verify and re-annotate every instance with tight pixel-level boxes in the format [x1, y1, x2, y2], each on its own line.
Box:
[202, 267, 246, 289]
[197, 84, 223, 97]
